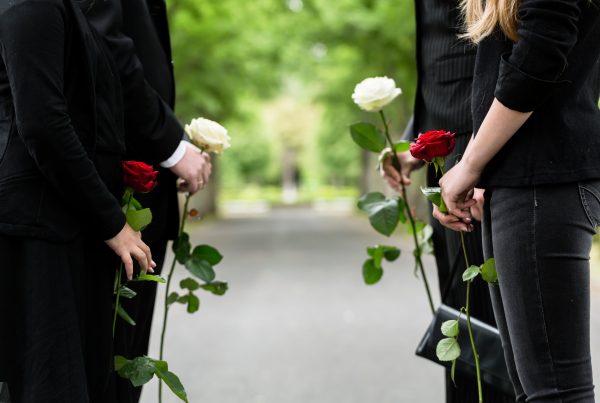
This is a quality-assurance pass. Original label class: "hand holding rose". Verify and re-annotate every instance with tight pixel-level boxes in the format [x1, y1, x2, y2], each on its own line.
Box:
[170, 145, 212, 194]
[380, 150, 422, 191]
[438, 160, 480, 222]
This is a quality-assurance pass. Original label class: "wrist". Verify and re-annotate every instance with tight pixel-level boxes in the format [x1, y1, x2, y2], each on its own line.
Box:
[461, 150, 485, 175]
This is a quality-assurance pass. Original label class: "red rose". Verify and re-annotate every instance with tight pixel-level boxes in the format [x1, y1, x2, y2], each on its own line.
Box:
[409, 130, 456, 162]
[122, 161, 158, 193]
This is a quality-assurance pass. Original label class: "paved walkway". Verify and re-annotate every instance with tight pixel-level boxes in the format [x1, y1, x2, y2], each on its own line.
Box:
[144, 208, 600, 403]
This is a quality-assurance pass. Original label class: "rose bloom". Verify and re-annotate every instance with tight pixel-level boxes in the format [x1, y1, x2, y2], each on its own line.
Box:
[409, 130, 456, 162]
[185, 118, 231, 154]
[122, 161, 158, 193]
[351, 76, 402, 112]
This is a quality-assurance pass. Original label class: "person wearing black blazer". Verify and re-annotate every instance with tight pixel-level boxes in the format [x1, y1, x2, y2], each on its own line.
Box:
[87, 1, 189, 402]
[81, 2, 211, 401]
[381, 0, 514, 401]
[437, 0, 600, 399]
[0, 0, 176, 400]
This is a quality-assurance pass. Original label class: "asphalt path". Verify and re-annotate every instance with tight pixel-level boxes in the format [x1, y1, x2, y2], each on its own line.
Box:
[143, 207, 600, 403]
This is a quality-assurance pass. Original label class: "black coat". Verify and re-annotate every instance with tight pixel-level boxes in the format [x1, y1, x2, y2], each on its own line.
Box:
[88, 0, 181, 241]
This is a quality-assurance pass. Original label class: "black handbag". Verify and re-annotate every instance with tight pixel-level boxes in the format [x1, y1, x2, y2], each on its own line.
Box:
[415, 304, 514, 396]
[414, 249, 515, 396]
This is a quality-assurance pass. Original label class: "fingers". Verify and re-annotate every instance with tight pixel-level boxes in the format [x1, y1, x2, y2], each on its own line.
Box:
[132, 247, 149, 276]
[106, 224, 154, 280]
[381, 160, 401, 184]
[178, 179, 200, 194]
[122, 253, 134, 281]
[432, 206, 474, 233]
[139, 241, 153, 273]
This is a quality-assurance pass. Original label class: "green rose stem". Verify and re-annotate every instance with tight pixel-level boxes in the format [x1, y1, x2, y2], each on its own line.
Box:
[158, 193, 191, 403]
[460, 232, 483, 402]
[436, 164, 482, 400]
[112, 190, 134, 337]
[379, 111, 435, 314]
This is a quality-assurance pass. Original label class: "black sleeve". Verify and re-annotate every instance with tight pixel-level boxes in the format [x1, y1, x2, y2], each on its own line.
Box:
[494, 0, 581, 111]
[0, 1, 125, 240]
[86, 0, 183, 164]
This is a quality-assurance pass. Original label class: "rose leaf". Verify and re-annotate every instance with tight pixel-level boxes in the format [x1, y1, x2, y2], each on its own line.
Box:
[462, 265, 481, 282]
[349, 122, 387, 153]
[362, 259, 384, 285]
[480, 258, 498, 283]
[436, 337, 461, 362]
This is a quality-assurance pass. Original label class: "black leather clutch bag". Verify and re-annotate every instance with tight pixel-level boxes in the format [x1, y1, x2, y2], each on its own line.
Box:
[415, 304, 515, 396]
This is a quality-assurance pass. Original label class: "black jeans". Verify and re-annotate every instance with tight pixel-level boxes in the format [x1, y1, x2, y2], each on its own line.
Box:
[483, 181, 598, 402]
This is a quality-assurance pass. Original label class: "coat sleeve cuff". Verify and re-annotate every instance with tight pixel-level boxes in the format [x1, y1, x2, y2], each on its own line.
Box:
[494, 53, 570, 112]
[99, 207, 127, 241]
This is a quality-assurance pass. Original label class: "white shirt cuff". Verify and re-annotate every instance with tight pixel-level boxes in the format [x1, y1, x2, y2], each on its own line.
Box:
[159, 141, 188, 168]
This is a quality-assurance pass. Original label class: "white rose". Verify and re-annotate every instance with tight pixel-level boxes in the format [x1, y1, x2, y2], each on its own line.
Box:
[184, 117, 231, 154]
[351, 76, 402, 112]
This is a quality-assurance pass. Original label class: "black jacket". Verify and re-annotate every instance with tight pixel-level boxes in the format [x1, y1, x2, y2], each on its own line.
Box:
[88, 0, 181, 241]
[409, 0, 476, 138]
[474, 0, 600, 186]
[0, 0, 181, 241]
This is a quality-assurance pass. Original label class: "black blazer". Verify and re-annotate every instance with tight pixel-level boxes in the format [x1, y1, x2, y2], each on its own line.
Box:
[88, 0, 181, 241]
[122, 0, 181, 240]
[410, 0, 476, 138]
[85, 0, 182, 166]
[474, 0, 600, 186]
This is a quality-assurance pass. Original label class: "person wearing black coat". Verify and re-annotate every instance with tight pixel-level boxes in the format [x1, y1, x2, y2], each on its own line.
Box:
[0, 0, 161, 401]
[0, 0, 210, 401]
[437, 0, 600, 399]
[87, 1, 188, 402]
[381, 0, 515, 401]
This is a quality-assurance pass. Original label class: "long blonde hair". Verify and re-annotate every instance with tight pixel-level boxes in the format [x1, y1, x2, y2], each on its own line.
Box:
[460, 0, 520, 43]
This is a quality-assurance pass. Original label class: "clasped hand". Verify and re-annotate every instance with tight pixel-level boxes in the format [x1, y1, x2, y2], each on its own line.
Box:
[381, 151, 484, 233]
[436, 160, 483, 232]
[170, 143, 212, 194]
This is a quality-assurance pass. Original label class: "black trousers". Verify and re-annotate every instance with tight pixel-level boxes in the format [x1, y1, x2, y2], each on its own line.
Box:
[483, 182, 597, 402]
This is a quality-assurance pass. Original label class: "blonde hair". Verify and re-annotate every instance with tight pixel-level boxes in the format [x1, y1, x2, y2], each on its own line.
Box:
[460, 0, 520, 43]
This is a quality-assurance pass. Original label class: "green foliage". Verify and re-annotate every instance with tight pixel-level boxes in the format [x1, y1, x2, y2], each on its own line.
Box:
[362, 259, 383, 285]
[115, 356, 188, 402]
[180, 278, 200, 291]
[420, 187, 447, 213]
[362, 245, 401, 285]
[126, 207, 153, 232]
[191, 245, 223, 266]
[173, 233, 192, 264]
[167, 0, 416, 191]
[441, 320, 459, 338]
[357, 192, 400, 236]
[185, 258, 216, 283]
[349, 122, 386, 153]
[201, 281, 229, 296]
[394, 141, 411, 152]
[116, 304, 136, 327]
[134, 273, 166, 283]
[436, 337, 461, 362]
[462, 265, 482, 282]
[480, 258, 498, 283]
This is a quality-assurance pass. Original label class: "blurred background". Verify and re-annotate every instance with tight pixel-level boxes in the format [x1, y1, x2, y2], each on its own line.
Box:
[167, 0, 417, 213]
[140, 0, 600, 402]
